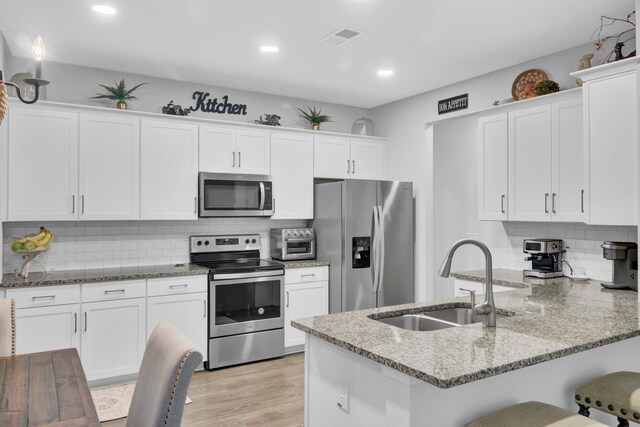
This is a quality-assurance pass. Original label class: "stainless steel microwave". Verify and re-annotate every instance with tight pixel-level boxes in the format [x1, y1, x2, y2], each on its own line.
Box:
[198, 173, 274, 217]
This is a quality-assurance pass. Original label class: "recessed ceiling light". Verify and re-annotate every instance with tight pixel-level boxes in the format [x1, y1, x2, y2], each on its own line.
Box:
[377, 69, 394, 77]
[260, 45, 279, 53]
[92, 5, 116, 14]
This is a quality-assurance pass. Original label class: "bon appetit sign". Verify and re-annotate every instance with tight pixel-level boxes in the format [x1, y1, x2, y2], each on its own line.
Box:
[190, 91, 248, 115]
[438, 93, 469, 115]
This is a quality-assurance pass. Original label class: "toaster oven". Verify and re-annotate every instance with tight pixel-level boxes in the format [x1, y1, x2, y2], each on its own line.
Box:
[270, 228, 316, 261]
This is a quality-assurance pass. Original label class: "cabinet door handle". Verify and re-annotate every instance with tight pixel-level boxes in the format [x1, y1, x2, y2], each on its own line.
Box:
[544, 193, 549, 213]
[352, 160, 356, 175]
[581, 189, 585, 213]
[347, 160, 350, 174]
[74, 313, 77, 333]
[286, 291, 290, 307]
[72, 195, 75, 214]
[84, 312, 87, 332]
[194, 197, 197, 214]
[552, 193, 557, 214]
[203, 300, 207, 318]
[501, 195, 505, 214]
[232, 151, 236, 167]
[81, 195, 85, 214]
[238, 152, 241, 168]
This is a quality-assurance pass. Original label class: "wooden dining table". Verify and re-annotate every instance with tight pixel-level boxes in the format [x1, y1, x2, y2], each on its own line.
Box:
[0, 348, 99, 427]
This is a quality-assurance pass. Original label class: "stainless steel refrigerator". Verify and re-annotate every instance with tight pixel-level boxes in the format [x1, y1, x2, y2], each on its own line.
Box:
[313, 179, 414, 313]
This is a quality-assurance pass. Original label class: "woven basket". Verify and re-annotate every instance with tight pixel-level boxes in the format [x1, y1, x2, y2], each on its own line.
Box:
[0, 81, 7, 125]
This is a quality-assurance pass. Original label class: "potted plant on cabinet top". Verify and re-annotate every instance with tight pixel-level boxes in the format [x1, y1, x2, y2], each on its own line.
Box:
[298, 106, 332, 130]
[91, 79, 147, 110]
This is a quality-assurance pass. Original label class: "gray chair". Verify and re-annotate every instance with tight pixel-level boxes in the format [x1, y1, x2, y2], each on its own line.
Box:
[466, 401, 607, 427]
[575, 371, 640, 427]
[126, 321, 203, 427]
[0, 299, 16, 357]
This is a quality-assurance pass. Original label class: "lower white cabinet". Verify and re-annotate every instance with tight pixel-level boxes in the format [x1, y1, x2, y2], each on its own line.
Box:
[147, 278, 208, 363]
[284, 267, 329, 351]
[81, 297, 146, 381]
[15, 304, 80, 355]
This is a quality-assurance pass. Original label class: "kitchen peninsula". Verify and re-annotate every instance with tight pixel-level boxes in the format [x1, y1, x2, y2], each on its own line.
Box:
[292, 279, 640, 426]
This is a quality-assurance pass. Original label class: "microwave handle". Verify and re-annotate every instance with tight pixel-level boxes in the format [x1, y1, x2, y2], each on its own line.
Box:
[259, 182, 266, 210]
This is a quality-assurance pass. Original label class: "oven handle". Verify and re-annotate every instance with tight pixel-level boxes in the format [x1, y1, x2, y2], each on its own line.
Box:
[259, 182, 266, 210]
[213, 270, 284, 280]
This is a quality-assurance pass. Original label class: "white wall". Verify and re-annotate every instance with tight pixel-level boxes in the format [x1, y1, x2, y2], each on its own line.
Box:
[372, 41, 635, 301]
[2, 218, 305, 273]
[5, 54, 370, 134]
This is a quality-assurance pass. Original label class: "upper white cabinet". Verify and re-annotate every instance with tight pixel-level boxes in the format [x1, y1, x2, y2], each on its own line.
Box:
[574, 59, 638, 226]
[478, 113, 508, 221]
[141, 119, 199, 220]
[270, 131, 314, 219]
[199, 124, 270, 175]
[508, 105, 552, 221]
[7, 107, 78, 221]
[314, 136, 385, 180]
[79, 113, 140, 220]
[478, 91, 584, 223]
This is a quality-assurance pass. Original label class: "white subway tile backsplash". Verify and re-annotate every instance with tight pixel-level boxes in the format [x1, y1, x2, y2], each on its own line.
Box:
[3, 218, 306, 274]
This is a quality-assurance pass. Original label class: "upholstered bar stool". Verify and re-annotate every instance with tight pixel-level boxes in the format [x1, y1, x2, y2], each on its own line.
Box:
[466, 401, 606, 427]
[0, 299, 16, 357]
[575, 371, 640, 427]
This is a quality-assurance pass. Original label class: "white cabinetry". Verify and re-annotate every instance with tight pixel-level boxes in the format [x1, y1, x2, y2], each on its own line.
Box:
[7, 107, 78, 221]
[141, 119, 198, 220]
[574, 59, 638, 226]
[199, 124, 270, 175]
[478, 114, 508, 221]
[8, 285, 81, 355]
[270, 132, 314, 219]
[314, 136, 385, 180]
[147, 276, 208, 362]
[284, 267, 328, 351]
[80, 280, 146, 381]
[79, 113, 140, 220]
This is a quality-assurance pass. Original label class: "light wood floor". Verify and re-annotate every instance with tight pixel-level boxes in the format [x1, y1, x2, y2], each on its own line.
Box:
[103, 353, 305, 427]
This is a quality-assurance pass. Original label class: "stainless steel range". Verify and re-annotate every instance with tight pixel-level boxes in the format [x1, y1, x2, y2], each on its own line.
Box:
[190, 234, 284, 370]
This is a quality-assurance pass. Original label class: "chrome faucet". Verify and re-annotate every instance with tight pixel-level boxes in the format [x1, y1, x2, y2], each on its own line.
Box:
[438, 239, 496, 327]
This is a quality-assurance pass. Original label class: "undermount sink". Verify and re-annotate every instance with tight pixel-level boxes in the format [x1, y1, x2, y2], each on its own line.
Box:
[374, 307, 507, 331]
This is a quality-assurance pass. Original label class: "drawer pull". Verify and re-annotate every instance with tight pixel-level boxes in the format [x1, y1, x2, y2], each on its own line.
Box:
[170, 284, 189, 289]
[104, 289, 126, 294]
[32, 295, 55, 301]
[301, 274, 316, 278]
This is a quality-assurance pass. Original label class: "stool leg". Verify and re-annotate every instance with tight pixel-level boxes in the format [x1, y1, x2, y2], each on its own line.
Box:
[577, 404, 590, 417]
[616, 417, 629, 427]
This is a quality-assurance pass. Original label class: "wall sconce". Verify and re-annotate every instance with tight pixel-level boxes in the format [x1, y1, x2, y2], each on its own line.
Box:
[0, 35, 50, 105]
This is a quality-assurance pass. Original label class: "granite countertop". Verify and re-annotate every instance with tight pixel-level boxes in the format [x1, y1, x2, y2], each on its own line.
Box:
[292, 279, 639, 389]
[272, 259, 330, 269]
[450, 268, 570, 288]
[1, 264, 210, 288]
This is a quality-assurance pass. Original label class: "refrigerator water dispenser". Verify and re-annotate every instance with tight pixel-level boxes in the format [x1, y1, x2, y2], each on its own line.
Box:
[352, 237, 371, 268]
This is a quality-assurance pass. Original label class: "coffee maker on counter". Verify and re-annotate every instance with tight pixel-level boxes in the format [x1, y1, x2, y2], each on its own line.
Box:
[523, 238, 565, 278]
[600, 241, 637, 291]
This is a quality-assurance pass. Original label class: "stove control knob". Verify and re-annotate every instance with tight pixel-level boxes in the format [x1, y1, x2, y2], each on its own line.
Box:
[293, 231, 299, 237]
[251, 239, 257, 244]
[306, 230, 312, 236]
[245, 239, 250, 244]
[196, 240, 202, 246]
[204, 240, 210, 246]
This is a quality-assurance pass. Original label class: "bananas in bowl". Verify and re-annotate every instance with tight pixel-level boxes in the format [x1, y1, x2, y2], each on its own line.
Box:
[10, 227, 53, 253]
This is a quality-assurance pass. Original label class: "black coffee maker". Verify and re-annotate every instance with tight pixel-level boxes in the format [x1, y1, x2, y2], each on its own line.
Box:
[523, 238, 564, 278]
[600, 241, 638, 291]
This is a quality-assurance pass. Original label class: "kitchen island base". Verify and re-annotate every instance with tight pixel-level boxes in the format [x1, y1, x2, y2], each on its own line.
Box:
[304, 335, 640, 427]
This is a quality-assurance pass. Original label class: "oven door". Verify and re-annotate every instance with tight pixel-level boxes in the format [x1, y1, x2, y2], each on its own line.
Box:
[199, 173, 273, 217]
[210, 274, 284, 337]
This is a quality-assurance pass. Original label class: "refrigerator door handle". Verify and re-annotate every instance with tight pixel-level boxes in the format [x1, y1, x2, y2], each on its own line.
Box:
[370, 206, 380, 291]
[375, 205, 385, 293]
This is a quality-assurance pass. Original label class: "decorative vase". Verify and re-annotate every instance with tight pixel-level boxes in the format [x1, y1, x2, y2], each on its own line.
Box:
[351, 117, 375, 136]
[311, 123, 320, 131]
[116, 100, 128, 110]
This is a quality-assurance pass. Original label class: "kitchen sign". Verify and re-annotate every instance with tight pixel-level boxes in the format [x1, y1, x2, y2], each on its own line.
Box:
[437, 93, 469, 115]
[190, 91, 248, 115]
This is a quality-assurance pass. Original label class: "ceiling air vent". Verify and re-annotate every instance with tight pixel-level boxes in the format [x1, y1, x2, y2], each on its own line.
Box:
[320, 28, 362, 47]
